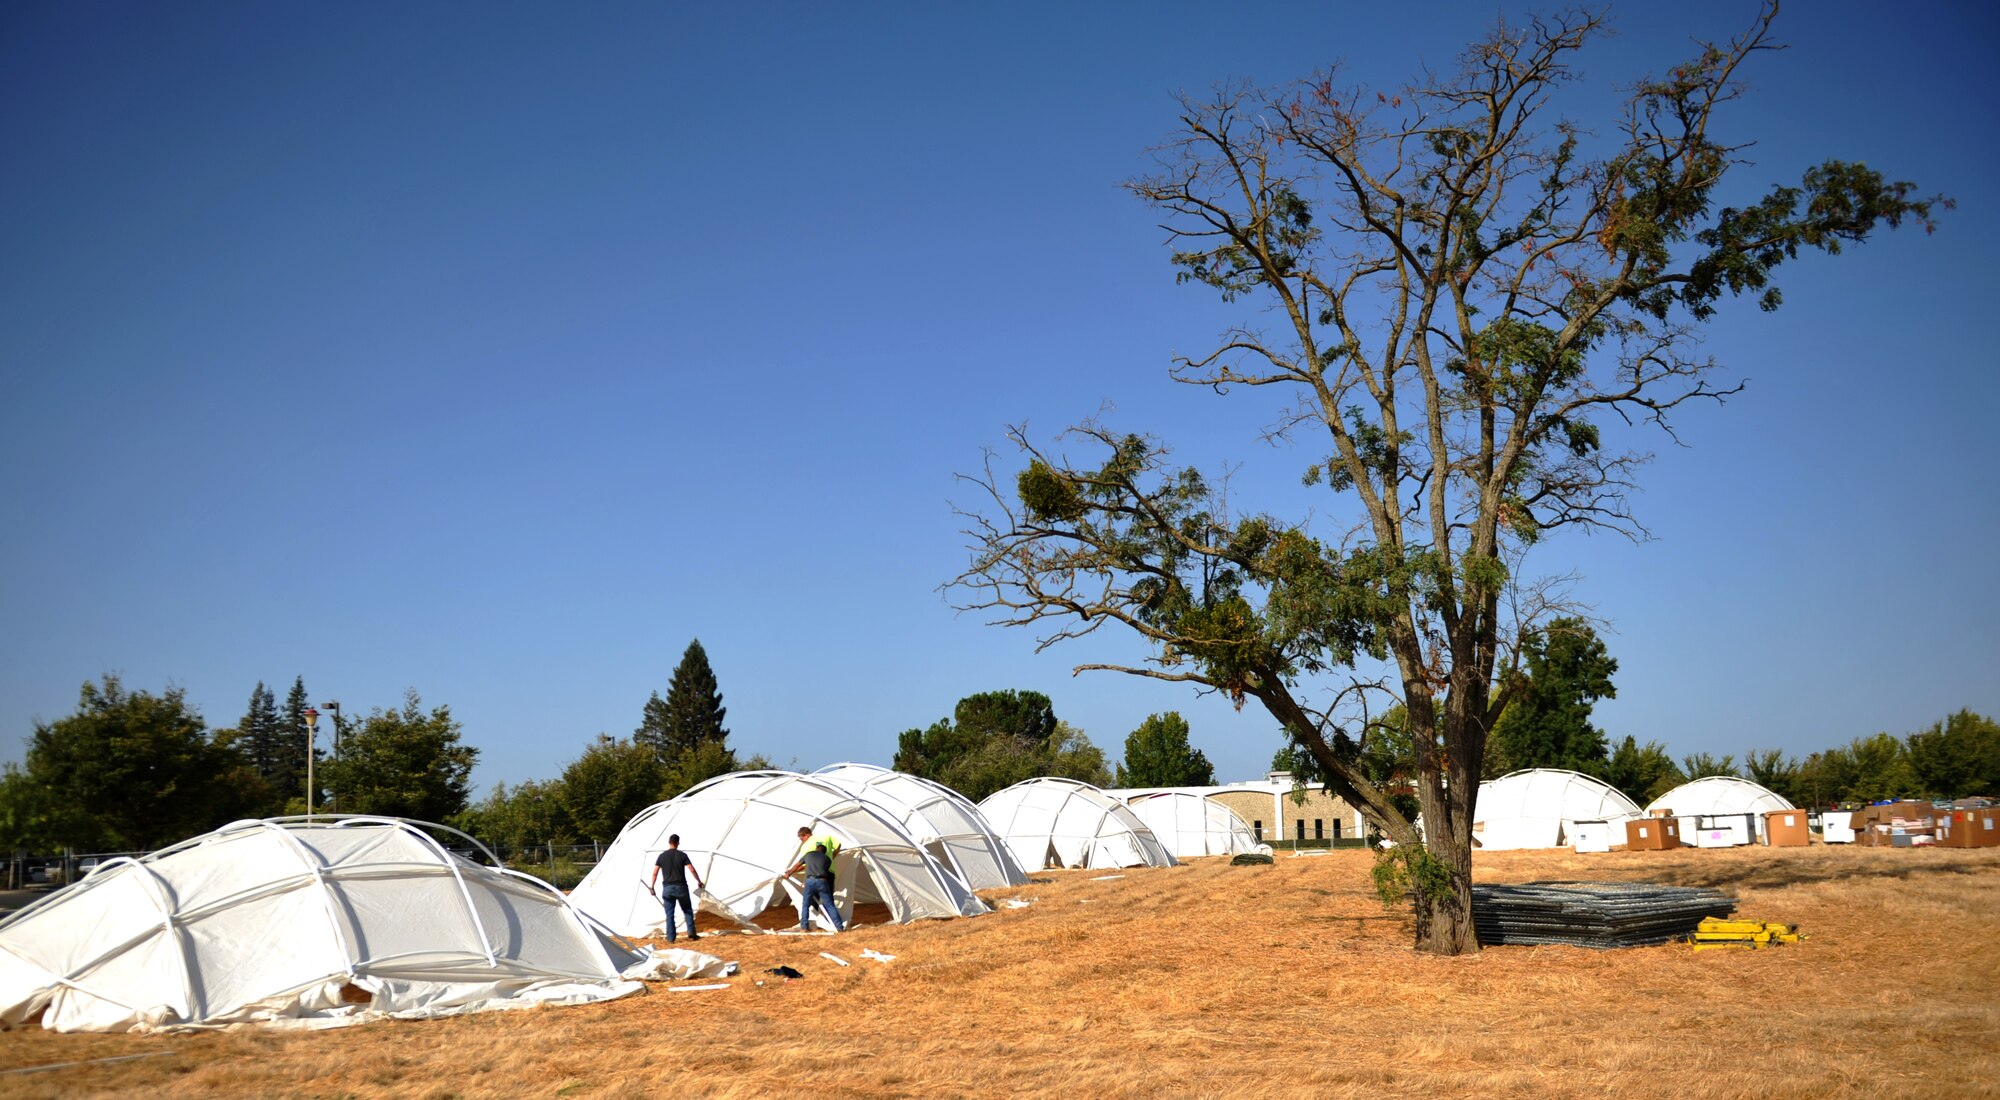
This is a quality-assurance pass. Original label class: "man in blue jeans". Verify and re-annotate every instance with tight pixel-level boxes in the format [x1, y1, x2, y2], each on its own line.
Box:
[648, 833, 704, 942]
[784, 830, 844, 932]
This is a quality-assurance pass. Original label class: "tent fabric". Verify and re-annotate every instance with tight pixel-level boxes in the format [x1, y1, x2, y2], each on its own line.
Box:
[1119, 792, 1260, 858]
[0, 817, 650, 1034]
[567, 771, 991, 939]
[977, 778, 1178, 870]
[1472, 769, 1644, 851]
[1645, 776, 1794, 818]
[809, 763, 1028, 890]
[1647, 777, 1795, 843]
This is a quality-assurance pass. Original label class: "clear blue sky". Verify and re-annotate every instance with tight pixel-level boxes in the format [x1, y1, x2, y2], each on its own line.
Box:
[3, 1, 1995, 794]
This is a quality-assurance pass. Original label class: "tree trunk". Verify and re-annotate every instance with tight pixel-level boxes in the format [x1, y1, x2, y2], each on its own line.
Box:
[1411, 767, 1481, 955]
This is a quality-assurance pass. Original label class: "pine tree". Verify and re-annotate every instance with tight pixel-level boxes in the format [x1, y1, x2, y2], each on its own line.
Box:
[235, 682, 282, 784]
[277, 676, 314, 808]
[645, 640, 730, 764]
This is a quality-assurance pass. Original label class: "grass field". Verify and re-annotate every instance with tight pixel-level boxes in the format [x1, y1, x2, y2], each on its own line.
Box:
[3, 844, 1996, 1098]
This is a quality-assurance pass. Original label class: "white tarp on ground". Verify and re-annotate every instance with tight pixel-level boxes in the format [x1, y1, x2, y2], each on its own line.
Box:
[809, 763, 1028, 890]
[977, 778, 1178, 870]
[567, 771, 991, 939]
[1473, 769, 1644, 851]
[1647, 776, 1794, 844]
[0, 817, 653, 1034]
[1119, 791, 1260, 858]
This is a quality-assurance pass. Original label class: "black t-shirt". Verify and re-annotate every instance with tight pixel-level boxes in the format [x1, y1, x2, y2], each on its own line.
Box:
[802, 847, 833, 881]
[655, 848, 694, 889]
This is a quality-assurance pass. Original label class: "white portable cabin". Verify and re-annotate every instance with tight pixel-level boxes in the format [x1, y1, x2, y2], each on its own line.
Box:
[567, 771, 990, 938]
[977, 778, 1177, 870]
[0, 817, 649, 1033]
[1646, 777, 1794, 846]
[1472, 769, 1644, 851]
[809, 762, 1028, 889]
[1118, 791, 1260, 858]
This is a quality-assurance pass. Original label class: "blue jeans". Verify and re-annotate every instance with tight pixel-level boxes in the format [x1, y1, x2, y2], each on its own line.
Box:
[799, 877, 843, 931]
[661, 883, 697, 941]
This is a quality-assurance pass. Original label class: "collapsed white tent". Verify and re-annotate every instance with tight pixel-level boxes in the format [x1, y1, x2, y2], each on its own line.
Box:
[1473, 769, 1643, 851]
[0, 818, 651, 1034]
[568, 771, 990, 938]
[1647, 776, 1794, 845]
[977, 778, 1178, 870]
[1120, 791, 1260, 858]
[810, 763, 1028, 890]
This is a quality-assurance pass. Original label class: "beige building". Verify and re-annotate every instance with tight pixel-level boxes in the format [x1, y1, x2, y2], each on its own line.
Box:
[1108, 772, 1366, 846]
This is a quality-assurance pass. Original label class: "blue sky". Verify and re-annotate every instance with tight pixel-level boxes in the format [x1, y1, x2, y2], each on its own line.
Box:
[3, 1, 1995, 794]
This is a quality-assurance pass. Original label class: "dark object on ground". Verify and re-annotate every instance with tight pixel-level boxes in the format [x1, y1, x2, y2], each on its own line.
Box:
[1472, 881, 1735, 949]
[765, 965, 803, 979]
[1230, 852, 1275, 866]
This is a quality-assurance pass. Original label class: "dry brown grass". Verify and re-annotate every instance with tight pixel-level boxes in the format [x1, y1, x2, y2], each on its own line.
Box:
[4, 844, 1997, 1098]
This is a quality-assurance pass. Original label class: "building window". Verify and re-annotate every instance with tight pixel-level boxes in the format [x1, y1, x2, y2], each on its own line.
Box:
[1253, 820, 1263, 840]
[1314, 819, 1324, 840]
[1333, 820, 1342, 840]
[1296, 819, 1306, 840]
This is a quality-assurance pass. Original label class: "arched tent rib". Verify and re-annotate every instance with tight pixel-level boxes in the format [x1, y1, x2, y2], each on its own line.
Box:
[809, 762, 1028, 889]
[0, 817, 649, 1033]
[1470, 769, 1644, 851]
[977, 778, 1177, 870]
[567, 771, 991, 938]
[1120, 791, 1260, 858]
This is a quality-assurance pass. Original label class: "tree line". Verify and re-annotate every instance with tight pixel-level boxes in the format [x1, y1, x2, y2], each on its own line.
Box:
[0, 639, 765, 855]
[1453, 618, 1994, 808]
[891, 689, 1217, 803]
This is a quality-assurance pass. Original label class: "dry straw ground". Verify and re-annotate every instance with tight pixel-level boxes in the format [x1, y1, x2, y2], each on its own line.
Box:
[3, 844, 1996, 1098]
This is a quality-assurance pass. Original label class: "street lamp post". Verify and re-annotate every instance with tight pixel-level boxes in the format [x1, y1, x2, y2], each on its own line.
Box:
[303, 707, 320, 819]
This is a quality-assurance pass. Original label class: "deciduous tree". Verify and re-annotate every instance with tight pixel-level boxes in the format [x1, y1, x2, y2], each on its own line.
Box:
[1486, 619, 1616, 776]
[319, 690, 477, 821]
[23, 676, 258, 850]
[1116, 712, 1215, 787]
[950, 5, 1942, 952]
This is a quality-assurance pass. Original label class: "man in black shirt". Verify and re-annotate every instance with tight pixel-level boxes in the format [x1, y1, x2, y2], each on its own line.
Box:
[649, 833, 704, 942]
[784, 831, 845, 932]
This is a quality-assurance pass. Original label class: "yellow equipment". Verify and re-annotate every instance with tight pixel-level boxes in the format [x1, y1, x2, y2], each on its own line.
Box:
[1690, 916, 1805, 951]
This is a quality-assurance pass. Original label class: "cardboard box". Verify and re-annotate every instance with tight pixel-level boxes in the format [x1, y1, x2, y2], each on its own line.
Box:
[1972, 809, 2000, 848]
[1938, 811, 1981, 849]
[1763, 810, 1810, 847]
[1625, 817, 1680, 850]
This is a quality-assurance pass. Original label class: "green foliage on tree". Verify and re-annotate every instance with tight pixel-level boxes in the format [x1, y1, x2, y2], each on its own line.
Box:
[949, 6, 1943, 953]
[450, 779, 575, 852]
[20, 676, 261, 850]
[319, 690, 477, 821]
[1486, 620, 1617, 777]
[278, 676, 314, 808]
[1742, 748, 1801, 804]
[637, 640, 730, 763]
[893, 691, 1110, 801]
[558, 735, 669, 843]
[1602, 736, 1682, 807]
[1115, 712, 1215, 787]
[1679, 752, 1739, 780]
[228, 682, 285, 796]
[1843, 732, 1920, 802]
[1905, 710, 2000, 799]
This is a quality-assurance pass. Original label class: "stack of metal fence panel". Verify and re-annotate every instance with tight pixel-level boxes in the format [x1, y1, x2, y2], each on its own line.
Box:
[1472, 882, 1736, 948]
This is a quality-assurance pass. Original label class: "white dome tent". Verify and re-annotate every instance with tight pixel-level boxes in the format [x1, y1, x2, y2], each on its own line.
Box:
[1119, 791, 1261, 858]
[1647, 776, 1795, 845]
[809, 762, 1029, 890]
[1472, 769, 1644, 851]
[567, 771, 991, 938]
[977, 778, 1178, 870]
[0, 817, 653, 1034]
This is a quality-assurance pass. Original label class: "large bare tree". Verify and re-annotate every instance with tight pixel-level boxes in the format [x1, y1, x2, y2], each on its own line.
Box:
[950, 4, 1943, 954]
